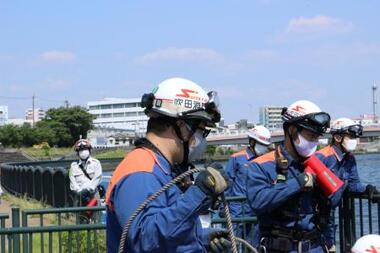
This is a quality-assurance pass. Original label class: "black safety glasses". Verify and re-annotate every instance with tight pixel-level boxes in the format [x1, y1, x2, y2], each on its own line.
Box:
[197, 127, 211, 138]
[186, 122, 211, 138]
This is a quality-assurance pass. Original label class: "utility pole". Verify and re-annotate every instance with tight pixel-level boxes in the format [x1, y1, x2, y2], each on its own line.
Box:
[373, 82, 378, 122]
[32, 94, 35, 127]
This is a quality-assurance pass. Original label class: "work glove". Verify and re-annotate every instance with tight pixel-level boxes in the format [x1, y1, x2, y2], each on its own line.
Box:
[297, 172, 315, 189]
[327, 244, 336, 253]
[195, 163, 229, 198]
[208, 230, 232, 253]
[79, 189, 92, 205]
[365, 184, 378, 203]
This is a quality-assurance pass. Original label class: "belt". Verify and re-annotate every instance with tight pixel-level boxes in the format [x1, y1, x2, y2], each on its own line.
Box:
[260, 226, 320, 241]
[260, 237, 321, 252]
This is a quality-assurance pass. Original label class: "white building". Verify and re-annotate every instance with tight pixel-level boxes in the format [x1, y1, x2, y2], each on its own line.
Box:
[259, 106, 284, 130]
[87, 97, 149, 135]
[25, 108, 46, 122]
[0, 106, 8, 126]
[87, 127, 136, 148]
[352, 114, 380, 127]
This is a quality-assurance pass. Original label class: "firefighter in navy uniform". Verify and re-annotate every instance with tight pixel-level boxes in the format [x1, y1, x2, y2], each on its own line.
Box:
[224, 125, 271, 246]
[316, 118, 378, 252]
[105, 78, 232, 253]
[246, 100, 343, 253]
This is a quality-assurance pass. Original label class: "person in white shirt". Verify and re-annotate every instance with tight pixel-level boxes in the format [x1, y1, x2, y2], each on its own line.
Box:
[69, 139, 103, 207]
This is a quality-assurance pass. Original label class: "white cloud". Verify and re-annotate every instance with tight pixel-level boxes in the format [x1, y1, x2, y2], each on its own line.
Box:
[136, 47, 224, 64]
[286, 15, 354, 34]
[40, 50, 76, 63]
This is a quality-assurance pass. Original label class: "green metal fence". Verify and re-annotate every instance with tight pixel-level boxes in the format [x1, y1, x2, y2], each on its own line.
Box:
[0, 158, 121, 208]
[0, 206, 106, 253]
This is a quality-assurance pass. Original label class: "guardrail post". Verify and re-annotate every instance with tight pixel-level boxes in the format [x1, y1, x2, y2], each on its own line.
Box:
[11, 207, 20, 253]
[21, 211, 28, 253]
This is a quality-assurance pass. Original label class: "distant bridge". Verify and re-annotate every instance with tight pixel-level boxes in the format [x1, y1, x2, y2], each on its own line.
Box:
[207, 126, 380, 145]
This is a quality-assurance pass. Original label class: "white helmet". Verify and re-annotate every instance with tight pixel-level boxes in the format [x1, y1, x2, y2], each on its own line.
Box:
[281, 100, 330, 134]
[247, 125, 271, 145]
[351, 234, 380, 253]
[141, 77, 220, 126]
[330, 117, 363, 137]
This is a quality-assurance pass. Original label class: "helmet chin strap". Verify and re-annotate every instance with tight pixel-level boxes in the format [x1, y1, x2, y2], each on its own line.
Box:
[171, 121, 191, 166]
[287, 126, 304, 161]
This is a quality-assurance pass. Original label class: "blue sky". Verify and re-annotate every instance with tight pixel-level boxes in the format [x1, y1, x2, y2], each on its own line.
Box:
[1, 0, 379, 123]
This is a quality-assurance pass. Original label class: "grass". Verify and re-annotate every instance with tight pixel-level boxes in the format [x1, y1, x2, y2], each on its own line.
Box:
[2, 194, 57, 223]
[21, 147, 73, 160]
[93, 148, 127, 159]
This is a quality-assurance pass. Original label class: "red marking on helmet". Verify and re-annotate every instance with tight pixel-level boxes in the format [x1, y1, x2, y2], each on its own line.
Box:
[176, 89, 198, 98]
[259, 135, 269, 141]
[292, 105, 305, 112]
[365, 246, 380, 253]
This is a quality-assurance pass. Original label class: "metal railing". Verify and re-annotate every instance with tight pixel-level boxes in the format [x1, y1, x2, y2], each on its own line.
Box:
[0, 193, 378, 252]
[0, 159, 121, 208]
[0, 206, 106, 253]
[339, 192, 380, 252]
[213, 194, 380, 253]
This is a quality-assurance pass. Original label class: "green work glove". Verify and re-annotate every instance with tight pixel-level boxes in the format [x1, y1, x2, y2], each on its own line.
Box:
[195, 164, 229, 197]
[208, 230, 232, 253]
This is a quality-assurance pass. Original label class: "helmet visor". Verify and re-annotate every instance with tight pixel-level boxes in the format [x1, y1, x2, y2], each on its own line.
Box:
[347, 124, 363, 137]
[294, 112, 331, 135]
[205, 91, 221, 123]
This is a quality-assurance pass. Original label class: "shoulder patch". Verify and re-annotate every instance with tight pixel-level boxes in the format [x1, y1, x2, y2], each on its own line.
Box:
[251, 151, 275, 164]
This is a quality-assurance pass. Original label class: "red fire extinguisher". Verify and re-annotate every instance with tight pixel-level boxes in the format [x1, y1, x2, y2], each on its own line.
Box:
[85, 198, 98, 218]
[304, 155, 344, 197]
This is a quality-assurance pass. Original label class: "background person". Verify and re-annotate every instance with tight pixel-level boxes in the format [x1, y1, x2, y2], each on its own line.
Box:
[69, 139, 103, 208]
[224, 125, 271, 245]
[316, 118, 379, 252]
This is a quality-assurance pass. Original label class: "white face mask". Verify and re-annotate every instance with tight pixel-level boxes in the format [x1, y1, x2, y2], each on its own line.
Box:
[188, 130, 207, 161]
[294, 133, 319, 158]
[79, 149, 90, 160]
[342, 137, 357, 152]
[254, 143, 269, 156]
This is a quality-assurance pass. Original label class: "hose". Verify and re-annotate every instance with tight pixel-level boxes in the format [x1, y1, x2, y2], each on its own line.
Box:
[118, 167, 258, 253]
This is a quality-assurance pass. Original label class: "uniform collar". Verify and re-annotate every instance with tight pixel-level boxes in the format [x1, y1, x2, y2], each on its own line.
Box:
[151, 149, 171, 175]
[332, 144, 345, 162]
[245, 147, 256, 161]
[78, 157, 92, 166]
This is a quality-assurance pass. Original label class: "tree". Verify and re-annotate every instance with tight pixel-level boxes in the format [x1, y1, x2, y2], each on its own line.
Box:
[45, 106, 95, 141]
[0, 124, 23, 147]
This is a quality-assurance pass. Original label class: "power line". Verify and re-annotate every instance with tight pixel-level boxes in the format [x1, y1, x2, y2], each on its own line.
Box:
[0, 95, 31, 100]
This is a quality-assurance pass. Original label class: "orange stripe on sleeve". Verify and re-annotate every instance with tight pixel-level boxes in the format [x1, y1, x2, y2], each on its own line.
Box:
[105, 148, 156, 209]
